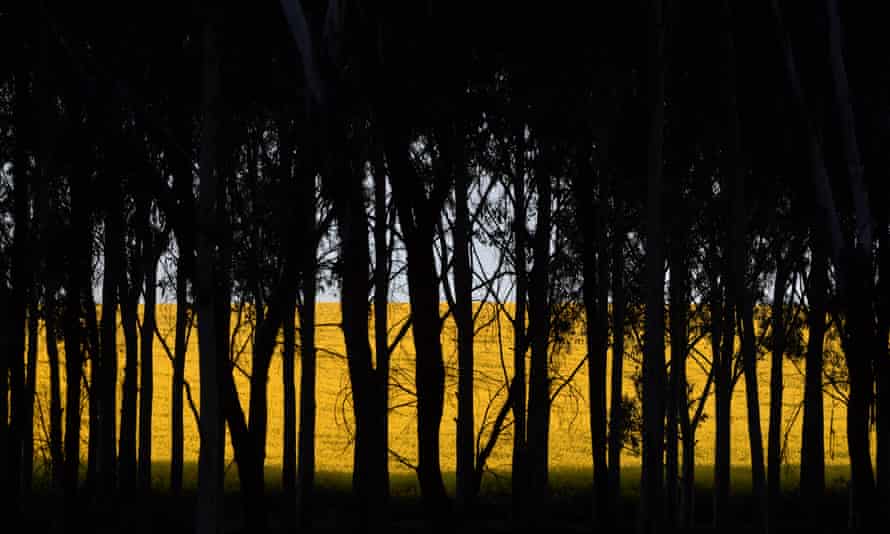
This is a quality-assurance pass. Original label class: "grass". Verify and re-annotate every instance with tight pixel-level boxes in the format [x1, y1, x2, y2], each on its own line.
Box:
[22, 303, 861, 531]
[29, 303, 855, 476]
[20, 462, 854, 534]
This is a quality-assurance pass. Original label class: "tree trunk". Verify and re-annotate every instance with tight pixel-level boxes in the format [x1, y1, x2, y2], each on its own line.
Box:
[722, 0, 768, 521]
[573, 147, 609, 527]
[9, 43, 31, 508]
[139, 232, 160, 491]
[279, 118, 297, 502]
[454, 135, 476, 513]
[640, 0, 667, 531]
[63, 163, 92, 524]
[170, 64, 194, 496]
[23, 294, 38, 491]
[171, 249, 188, 495]
[99, 187, 121, 497]
[527, 167, 552, 521]
[282, 297, 297, 494]
[385, 124, 450, 518]
[713, 251, 732, 529]
[331, 138, 387, 530]
[119, 248, 141, 494]
[825, 0, 877, 527]
[46, 287, 64, 489]
[297, 232, 318, 528]
[0, 294, 8, 511]
[36, 6, 62, 492]
[767, 257, 790, 520]
[511, 144, 529, 518]
[86, 274, 102, 494]
[0, 285, 8, 507]
[195, 12, 224, 534]
[801, 240, 827, 517]
[739, 293, 768, 532]
[373, 155, 392, 509]
[876, 216, 890, 512]
[668, 221, 689, 527]
[608, 178, 625, 508]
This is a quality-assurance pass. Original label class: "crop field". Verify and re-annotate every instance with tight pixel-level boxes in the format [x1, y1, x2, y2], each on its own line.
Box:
[29, 303, 853, 485]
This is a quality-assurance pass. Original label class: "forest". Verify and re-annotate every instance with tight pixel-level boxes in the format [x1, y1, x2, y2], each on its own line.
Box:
[1, 1, 888, 533]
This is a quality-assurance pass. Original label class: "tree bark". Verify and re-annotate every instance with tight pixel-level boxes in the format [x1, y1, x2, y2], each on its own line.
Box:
[331, 136, 387, 530]
[9, 37, 32, 508]
[99, 183, 121, 497]
[195, 12, 224, 534]
[713, 241, 733, 529]
[640, 0, 667, 531]
[767, 254, 790, 520]
[824, 0, 876, 527]
[801, 240, 827, 517]
[282, 297, 297, 492]
[876, 215, 890, 512]
[119, 225, 141, 494]
[279, 119, 297, 500]
[722, 0, 768, 523]
[454, 129, 476, 513]
[385, 123, 450, 518]
[573, 145, 609, 527]
[46, 286, 63, 489]
[373, 154, 392, 509]
[297, 182, 318, 528]
[608, 177, 626, 509]
[668, 216, 689, 527]
[527, 164, 552, 519]
[511, 139, 529, 518]
[23, 293, 38, 491]
[139, 228, 161, 491]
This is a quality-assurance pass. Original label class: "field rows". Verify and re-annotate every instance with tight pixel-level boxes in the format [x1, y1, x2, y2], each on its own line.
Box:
[29, 303, 853, 476]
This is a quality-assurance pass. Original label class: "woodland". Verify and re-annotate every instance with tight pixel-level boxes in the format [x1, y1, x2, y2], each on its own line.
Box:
[1, 1, 889, 533]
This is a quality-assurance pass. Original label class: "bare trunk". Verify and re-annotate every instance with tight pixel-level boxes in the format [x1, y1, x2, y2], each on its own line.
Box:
[713, 259, 732, 528]
[23, 296, 38, 491]
[46, 288, 63, 488]
[454, 146, 476, 512]
[373, 157, 391, 508]
[99, 190, 121, 496]
[801, 241, 826, 516]
[608, 180, 625, 506]
[668, 223, 688, 527]
[527, 168, 552, 520]
[297, 247, 317, 528]
[332, 144, 387, 529]
[876, 217, 890, 509]
[825, 0, 876, 526]
[0, 289, 8, 508]
[640, 0, 667, 531]
[767, 259, 789, 518]
[385, 124, 450, 518]
[511, 151, 528, 518]
[279, 118, 296, 500]
[282, 299, 297, 494]
[9, 48, 31, 508]
[573, 148, 609, 526]
[139, 236, 160, 491]
[64, 165, 91, 524]
[171, 253, 188, 495]
[195, 12, 223, 534]
[119, 260, 140, 494]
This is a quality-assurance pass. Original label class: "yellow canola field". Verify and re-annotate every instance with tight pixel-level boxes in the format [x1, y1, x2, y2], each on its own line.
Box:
[29, 303, 852, 476]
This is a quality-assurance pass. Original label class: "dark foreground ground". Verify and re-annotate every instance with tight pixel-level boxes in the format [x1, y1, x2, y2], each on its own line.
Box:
[15, 466, 856, 533]
[15, 487, 855, 533]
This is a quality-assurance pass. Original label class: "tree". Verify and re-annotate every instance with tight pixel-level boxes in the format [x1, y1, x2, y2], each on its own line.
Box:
[194, 11, 224, 533]
[385, 119, 451, 518]
[639, 0, 668, 531]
